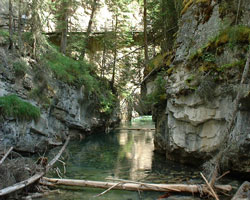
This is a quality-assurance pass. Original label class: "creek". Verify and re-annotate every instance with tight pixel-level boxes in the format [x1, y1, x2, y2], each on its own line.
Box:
[39, 116, 240, 200]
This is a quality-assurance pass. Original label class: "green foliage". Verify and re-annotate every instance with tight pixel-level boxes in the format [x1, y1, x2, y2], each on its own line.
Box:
[13, 60, 28, 77]
[43, 47, 93, 87]
[22, 32, 33, 45]
[145, 72, 166, 105]
[43, 45, 116, 114]
[0, 29, 9, 43]
[145, 53, 167, 75]
[189, 25, 250, 63]
[0, 95, 40, 121]
[217, 59, 245, 72]
[29, 87, 51, 106]
[219, 0, 239, 19]
[201, 52, 216, 63]
[185, 74, 195, 83]
[99, 90, 116, 114]
[147, 0, 181, 50]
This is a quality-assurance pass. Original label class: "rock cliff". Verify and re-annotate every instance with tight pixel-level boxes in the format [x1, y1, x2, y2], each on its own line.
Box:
[0, 45, 119, 153]
[153, 0, 250, 174]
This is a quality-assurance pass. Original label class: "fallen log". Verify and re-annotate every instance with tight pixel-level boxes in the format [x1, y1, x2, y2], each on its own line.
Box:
[117, 128, 155, 131]
[0, 136, 70, 197]
[42, 177, 232, 195]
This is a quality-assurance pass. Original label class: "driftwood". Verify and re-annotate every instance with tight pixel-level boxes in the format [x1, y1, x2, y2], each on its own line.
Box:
[42, 177, 232, 195]
[200, 172, 220, 200]
[117, 128, 155, 131]
[0, 147, 13, 165]
[0, 136, 70, 197]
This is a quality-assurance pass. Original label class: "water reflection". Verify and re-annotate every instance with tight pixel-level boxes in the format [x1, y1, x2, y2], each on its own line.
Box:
[115, 130, 154, 180]
[41, 117, 239, 200]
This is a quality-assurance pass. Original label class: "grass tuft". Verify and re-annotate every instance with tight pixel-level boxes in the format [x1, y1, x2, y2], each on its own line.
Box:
[0, 95, 40, 121]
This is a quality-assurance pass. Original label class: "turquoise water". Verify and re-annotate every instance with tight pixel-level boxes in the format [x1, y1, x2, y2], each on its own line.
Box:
[40, 117, 239, 200]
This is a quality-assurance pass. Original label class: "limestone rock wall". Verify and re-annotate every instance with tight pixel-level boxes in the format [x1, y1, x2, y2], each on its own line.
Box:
[153, 0, 250, 173]
[0, 47, 119, 153]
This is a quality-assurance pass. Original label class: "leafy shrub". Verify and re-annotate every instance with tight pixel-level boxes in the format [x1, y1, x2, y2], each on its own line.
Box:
[0, 95, 40, 121]
[29, 87, 51, 106]
[43, 46, 117, 114]
[43, 47, 95, 87]
[99, 90, 116, 114]
[13, 60, 27, 77]
[0, 29, 9, 43]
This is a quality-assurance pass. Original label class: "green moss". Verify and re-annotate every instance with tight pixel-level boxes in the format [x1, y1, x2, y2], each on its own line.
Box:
[0, 95, 40, 121]
[145, 52, 168, 75]
[217, 59, 245, 72]
[219, 0, 239, 20]
[181, 0, 194, 15]
[185, 75, 195, 83]
[181, 0, 211, 15]
[189, 25, 250, 62]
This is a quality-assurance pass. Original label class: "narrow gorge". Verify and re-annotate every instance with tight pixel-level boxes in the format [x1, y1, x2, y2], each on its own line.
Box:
[0, 0, 249, 199]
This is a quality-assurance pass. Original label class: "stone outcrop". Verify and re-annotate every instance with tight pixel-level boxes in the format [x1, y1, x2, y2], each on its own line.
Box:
[153, 0, 250, 173]
[0, 47, 119, 153]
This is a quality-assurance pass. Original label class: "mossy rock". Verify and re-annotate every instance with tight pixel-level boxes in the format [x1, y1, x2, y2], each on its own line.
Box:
[145, 52, 169, 75]
[189, 25, 250, 63]
[181, 0, 211, 15]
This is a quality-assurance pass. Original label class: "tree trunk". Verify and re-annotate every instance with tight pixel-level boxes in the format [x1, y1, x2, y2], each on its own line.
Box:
[161, 0, 178, 52]
[9, 0, 14, 50]
[101, 39, 107, 78]
[111, 14, 118, 89]
[82, 0, 98, 59]
[60, 13, 68, 55]
[18, 0, 23, 52]
[31, 0, 41, 58]
[143, 0, 149, 66]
